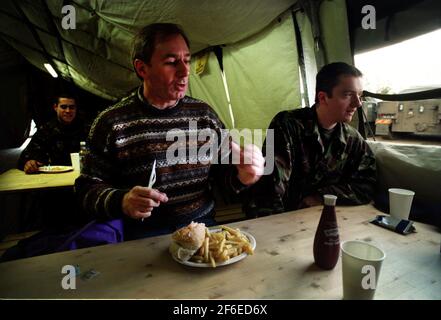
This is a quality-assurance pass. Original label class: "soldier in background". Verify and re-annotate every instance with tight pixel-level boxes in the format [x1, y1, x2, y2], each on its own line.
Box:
[18, 94, 87, 173]
[15, 94, 88, 230]
[245, 62, 377, 217]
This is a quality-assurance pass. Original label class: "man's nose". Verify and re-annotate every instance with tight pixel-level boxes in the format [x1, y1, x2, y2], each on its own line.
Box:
[177, 60, 190, 77]
[352, 95, 362, 108]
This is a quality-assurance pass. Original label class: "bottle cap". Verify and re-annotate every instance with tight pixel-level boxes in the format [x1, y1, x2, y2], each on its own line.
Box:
[323, 194, 337, 206]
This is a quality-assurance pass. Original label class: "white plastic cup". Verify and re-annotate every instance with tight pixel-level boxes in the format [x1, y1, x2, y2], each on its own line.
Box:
[341, 240, 386, 300]
[388, 188, 415, 220]
[70, 153, 80, 172]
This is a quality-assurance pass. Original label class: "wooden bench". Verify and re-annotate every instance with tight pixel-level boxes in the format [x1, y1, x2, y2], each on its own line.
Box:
[0, 230, 39, 257]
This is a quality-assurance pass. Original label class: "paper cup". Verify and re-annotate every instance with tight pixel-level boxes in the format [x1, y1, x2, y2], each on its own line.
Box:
[70, 153, 80, 172]
[341, 240, 386, 300]
[388, 188, 415, 220]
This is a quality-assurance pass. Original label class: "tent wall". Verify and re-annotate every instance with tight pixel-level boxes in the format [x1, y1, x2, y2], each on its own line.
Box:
[189, 9, 302, 134]
[188, 51, 233, 129]
[294, 9, 317, 107]
[223, 10, 301, 132]
[320, 0, 352, 64]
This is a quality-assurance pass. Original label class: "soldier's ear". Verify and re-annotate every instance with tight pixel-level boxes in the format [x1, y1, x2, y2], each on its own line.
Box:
[53, 103, 58, 111]
[317, 91, 328, 105]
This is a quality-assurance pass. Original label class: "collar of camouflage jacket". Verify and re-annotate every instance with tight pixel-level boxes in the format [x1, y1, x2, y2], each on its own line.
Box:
[308, 105, 348, 152]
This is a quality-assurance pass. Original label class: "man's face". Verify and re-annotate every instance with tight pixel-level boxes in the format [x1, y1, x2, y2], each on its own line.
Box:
[323, 75, 363, 123]
[54, 98, 77, 124]
[143, 34, 191, 105]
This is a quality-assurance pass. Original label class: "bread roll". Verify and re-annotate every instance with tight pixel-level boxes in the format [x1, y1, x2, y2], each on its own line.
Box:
[169, 222, 206, 261]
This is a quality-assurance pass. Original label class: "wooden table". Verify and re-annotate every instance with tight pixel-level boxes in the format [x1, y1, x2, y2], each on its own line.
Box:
[0, 205, 439, 299]
[0, 169, 79, 193]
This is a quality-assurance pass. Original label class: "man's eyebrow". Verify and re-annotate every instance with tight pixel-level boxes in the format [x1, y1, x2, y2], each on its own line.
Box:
[162, 53, 191, 59]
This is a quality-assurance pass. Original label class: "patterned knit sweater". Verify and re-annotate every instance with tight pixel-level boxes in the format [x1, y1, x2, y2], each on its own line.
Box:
[75, 88, 245, 227]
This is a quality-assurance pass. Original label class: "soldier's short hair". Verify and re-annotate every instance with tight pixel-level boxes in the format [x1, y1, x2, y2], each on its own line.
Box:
[315, 62, 362, 103]
[54, 93, 77, 105]
[132, 23, 190, 79]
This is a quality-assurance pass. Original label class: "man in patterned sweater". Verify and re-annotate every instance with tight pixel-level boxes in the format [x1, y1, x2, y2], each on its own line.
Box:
[245, 62, 377, 217]
[75, 23, 264, 239]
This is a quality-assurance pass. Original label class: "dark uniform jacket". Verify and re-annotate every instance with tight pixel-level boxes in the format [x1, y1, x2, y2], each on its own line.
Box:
[18, 118, 87, 169]
[245, 105, 377, 217]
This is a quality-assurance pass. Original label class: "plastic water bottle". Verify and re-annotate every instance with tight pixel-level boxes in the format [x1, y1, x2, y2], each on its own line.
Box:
[79, 141, 88, 172]
[313, 194, 340, 270]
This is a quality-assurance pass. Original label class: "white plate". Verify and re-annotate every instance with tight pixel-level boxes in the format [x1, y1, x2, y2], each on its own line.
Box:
[38, 165, 74, 173]
[171, 228, 256, 268]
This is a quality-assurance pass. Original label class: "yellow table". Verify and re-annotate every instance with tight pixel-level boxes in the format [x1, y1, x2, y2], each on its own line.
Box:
[0, 204, 439, 299]
[0, 169, 79, 193]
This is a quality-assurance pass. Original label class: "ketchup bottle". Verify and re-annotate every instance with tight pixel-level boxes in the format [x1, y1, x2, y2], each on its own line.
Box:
[313, 194, 340, 270]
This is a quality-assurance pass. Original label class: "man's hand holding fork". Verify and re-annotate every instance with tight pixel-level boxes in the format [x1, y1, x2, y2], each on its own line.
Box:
[122, 160, 168, 221]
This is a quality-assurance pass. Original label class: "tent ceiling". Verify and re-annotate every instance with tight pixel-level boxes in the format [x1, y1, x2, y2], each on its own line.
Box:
[0, 0, 297, 100]
[1, 0, 439, 100]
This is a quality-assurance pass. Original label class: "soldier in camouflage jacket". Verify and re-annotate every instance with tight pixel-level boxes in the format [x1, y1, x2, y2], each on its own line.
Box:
[245, 62, 376, 217]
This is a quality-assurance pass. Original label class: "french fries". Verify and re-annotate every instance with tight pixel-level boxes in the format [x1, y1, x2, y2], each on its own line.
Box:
[189, 225, 254, 268]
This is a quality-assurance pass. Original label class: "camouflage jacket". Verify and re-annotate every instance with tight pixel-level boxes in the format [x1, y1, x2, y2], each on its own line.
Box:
[245, 105, 377, 217]
[17, 118, 88, 169]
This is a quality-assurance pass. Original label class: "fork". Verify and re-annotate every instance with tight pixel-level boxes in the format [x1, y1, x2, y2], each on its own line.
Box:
[148, 159, 157, 189]
[142, 159, 156, 222]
